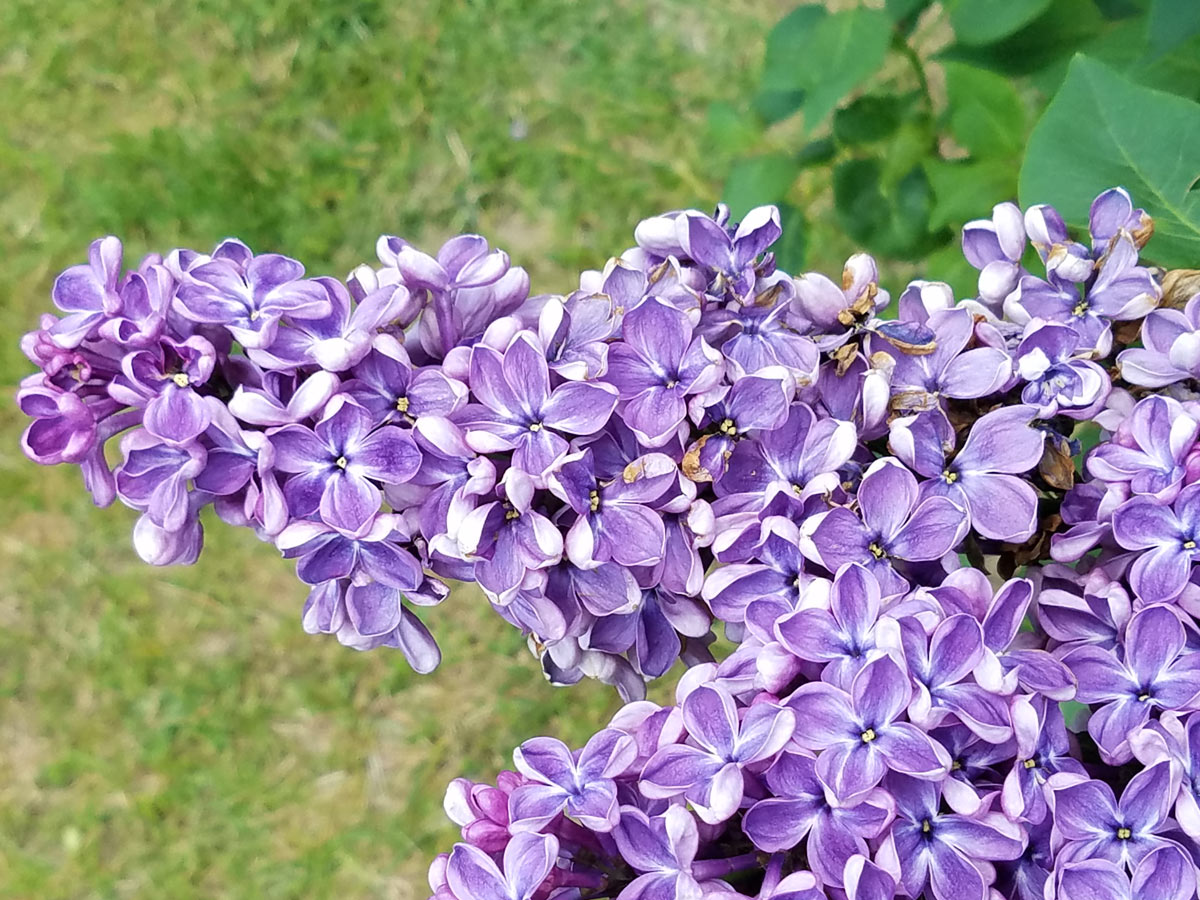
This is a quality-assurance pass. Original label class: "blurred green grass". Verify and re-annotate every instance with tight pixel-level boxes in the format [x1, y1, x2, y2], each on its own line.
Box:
[0, 1, 793, 896]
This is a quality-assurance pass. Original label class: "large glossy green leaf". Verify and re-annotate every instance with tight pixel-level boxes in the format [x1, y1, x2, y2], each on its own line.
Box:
[947, 0, 1053, 45]
[942, 62, 1025, 158]
[763, 7, 892, 132]
[1019, 55, 1200, 267]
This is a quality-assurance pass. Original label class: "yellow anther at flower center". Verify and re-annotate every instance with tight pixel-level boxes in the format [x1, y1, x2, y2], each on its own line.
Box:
[1072, 300, 1089, 317]
[1117, 827, 1132, 840]
[250, 309, 262, 321]
[1023, 759, 1037, 769]
[1185, 540, 1196, 550]
[719, 418, 737, 436]
[950, 760, 962, 771]
[868, 543, 886, 560]
[921, 819, 932, 834]
[396, 396, 410, 413]
[171, 373, 190, 388]
[1139, 692, 1151, 702]
[529, 422, 543, 432]
[861, 728, 877, 743]
[665, 379, 678, 388]
[792, 482, 803, 496]
[589, 490, 601, 513]
[505, 508, 521, 521]
[335, 456, 348, 469]
[943, 469, 958, 484]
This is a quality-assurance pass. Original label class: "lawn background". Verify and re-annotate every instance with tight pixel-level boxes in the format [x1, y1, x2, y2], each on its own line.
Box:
[0, 2, 807, 897]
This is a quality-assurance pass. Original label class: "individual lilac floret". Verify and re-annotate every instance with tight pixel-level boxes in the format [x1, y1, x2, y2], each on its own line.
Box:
[1015, 321, 1110, 419]
[47, 235, 124, 347]
[910, 404, 1046, 543]
[549, 449, 678, 569]
[460, 331, 617, 480]
[251, 276, 413, 372]
[174, 250, 330, 349]
[640, 684, 794, 823]
[610, 806, 707, 900]
[810, 457, 967, 594]
[508, 727, 635, 832]
[343, 338, 468, 424]
[899, 614, 1012, 743]
[876, 772, 1025, 900]
[1062, 605, 1200, 763]
[1133, 711, 1200, 839]
[1052, 846, 1197, 900]
[1112, 483, 1200, 602]
[791, 253, 890, 342]
[1002, 695, 1087, 825]
[438, 831, 558, 900]
[774, 562, 883, 690]
[717, 401, 856, 507]
[276, 513, 424, 591]
[742, 750, 894, 887]
[456, 469, 563, 603]
[270, 397, 421, 535]
[675, 205, 781, 299]
[605, 297, 723, 447]
[962, 202, 1026, 307]
[1088, 396, 1199, 503]
[1048, 760, 1180, 868]
[1121, 294, 1200, 388]
[878, 307, 1012, 413]
[377, 232, 529, 360]
[785, 654, 950, 804]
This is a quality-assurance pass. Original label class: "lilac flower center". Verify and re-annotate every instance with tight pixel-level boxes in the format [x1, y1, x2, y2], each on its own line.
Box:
[170, 373, 190, 388]
[718, 418, 737, 436]
[335, 456, 348, 469]
[530, 422, 543, 431]
[860, 727, 877, 742]
[589, 490, 601, 512]
[868, 542, 887, 560]
[1116, 826, 1132, 840]
[395, 396, 410, 413]
[1023, 758, 1038, 769]
[943, 469, 958, 484]
[921, 818, 933, 835]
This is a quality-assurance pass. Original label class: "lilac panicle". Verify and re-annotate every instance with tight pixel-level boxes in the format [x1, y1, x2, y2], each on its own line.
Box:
[24, 191, 1200, 900]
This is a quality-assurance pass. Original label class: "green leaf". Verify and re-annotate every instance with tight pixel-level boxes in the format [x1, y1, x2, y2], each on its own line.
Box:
[942, 62, 1025, 158]
[938, 0, 1106, 77]
[947, 0, 1053, 45]
[833, 157, 941, 258]
[1148, 0, 1200, 56]
[766, 7, 892, 132]
[1019, 55, 1200, 268]
[924, 158, 1018, 228]
[760, 5, 828, 92]
[722, 154, 800, 219]
[752, 89, 807, 125]
[833, 94, 906, 146]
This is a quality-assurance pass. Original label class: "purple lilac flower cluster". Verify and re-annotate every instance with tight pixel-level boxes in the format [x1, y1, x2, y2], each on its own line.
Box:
[18, 186, 1200, 898]
[414, 189, 1200, 900]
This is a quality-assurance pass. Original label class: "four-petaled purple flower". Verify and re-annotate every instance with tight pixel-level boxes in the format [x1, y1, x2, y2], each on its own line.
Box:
[640, 684, 795, 823]
[508, 727, 636, 832]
